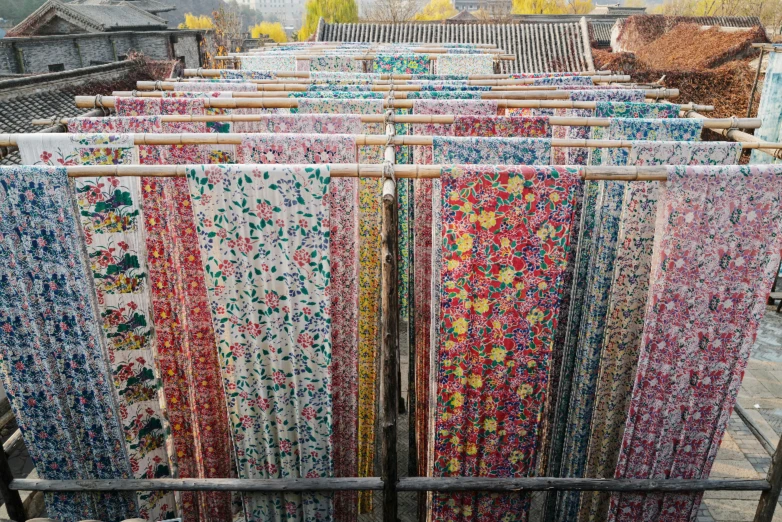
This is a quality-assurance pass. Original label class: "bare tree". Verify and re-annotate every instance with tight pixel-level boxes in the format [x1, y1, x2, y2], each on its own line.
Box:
[362, 0, 423, 22]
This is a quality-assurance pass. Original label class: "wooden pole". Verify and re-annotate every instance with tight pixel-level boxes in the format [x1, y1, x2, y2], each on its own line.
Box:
[6, 476, 768, 494]
[9, 478, 383, 492]
[0, 436, 25, 521]
[754, 432, 782, 522]
[748, 48, 765, 118]
[380, 115, 400, 522]
[398, 477, 770, 492]
[685, 110, 782, 158]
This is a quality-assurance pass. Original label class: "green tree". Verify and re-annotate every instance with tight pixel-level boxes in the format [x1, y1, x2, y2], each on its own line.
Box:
[414, 0, 458, 20]
[298, 0, 358, 40]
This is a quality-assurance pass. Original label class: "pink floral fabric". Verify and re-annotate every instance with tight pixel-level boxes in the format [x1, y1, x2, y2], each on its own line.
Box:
[609, 165, 782, 522]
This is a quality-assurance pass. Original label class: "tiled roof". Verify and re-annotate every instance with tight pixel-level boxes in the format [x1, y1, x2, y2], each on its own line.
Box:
[316, 20, 595, 73]
[677, 16, 762, 27]
[0, 61, 157, 165]
[589, 20, 614, 47]
[7, 0, 168, 36]
[69, 0, 176, 15]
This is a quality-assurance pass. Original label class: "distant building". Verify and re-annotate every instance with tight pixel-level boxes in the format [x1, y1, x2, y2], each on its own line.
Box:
[256, 0, 305, 27]
[0, 0, 203, 74]
[589, 4, 646, 15]
[453, 0, 512, 13]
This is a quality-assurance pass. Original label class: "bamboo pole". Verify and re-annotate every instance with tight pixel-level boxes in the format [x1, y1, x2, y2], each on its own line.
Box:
[182, 69, 610, 79]
[138, 76, 632, 89]
[215, 54, 518, 61]
[115, 90, 618, 100]
[73, 95, 686, 110]
[380, 113, 399, 522]
[0, 164, 724, 181]
[9, 478, 383, 492]
[33, 113, 743, 129]
[2, 133, 774, 150]
[685, 110, 781, 158]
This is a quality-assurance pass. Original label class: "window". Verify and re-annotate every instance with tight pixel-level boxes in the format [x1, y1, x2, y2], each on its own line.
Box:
[48, 63, 65, 72]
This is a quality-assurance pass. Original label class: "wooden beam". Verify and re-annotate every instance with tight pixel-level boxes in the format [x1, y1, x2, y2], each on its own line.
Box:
[10, 477, 384, 493]
[754, 432, 782, 522]
[0, 436, 25, 521]
[398, 477, 770, 492]
[3, 430, 23, 455]
[380, 118, 400, 522]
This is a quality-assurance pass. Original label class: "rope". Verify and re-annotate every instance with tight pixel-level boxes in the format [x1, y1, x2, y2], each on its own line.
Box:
[95, 94, 109, 116]
[382, 160, 396, 184]
[155, 80, 164, 91]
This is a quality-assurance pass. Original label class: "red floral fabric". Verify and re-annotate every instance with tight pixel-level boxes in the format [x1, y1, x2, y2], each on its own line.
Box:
[432, 165, 580, 522]
[142, 178, 233, 522]
[609, 165, 782, 522]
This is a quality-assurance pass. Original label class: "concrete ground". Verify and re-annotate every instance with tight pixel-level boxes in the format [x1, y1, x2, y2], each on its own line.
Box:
[697, 306, 782, 522]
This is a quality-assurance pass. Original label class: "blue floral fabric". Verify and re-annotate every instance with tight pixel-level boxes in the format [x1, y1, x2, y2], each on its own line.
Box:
[432, 136, 551, 164]
[411, 74, 468, 80]
[0, 166, 137, 522]
[289, 91, 385, 99]
[533, 76, 594, 86]
[220, 70, 275, 80]
[591, 103, 681, 164]
[603, 118, 704, 165]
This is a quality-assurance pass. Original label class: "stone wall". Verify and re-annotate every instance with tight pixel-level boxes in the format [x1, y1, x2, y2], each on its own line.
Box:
[0, 30, 202, 74]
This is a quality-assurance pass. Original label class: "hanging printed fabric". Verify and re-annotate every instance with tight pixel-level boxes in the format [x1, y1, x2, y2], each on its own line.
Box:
[309, 56, 362, 72]
[580, 141, 741, 522]
[590, 103, 681, 165]
[431, 136, 552, 164]
[293, 101, 383, 514]
[410, 99, 500, 480]
[432, 165, 581, 522]
[609, 165, 782, 521]
[435, 54, 494, 75]
[373, 54, 431, 74]
[289, 91, 385, 99]
[553, 128, 724, 522]
[171, 82, 258, 92]
[187, 164, 333, 522]
[532, 76, 594, 86]
[603, 118, 704, 165]
[0, 165, 138, 522]
[240, 55, 297, 72]
[66, 116, 234, 522]
[407, 91, 484, 99]
[295, 98, 385, 115]
[16, 135, 177, 520]
[234, 133, 358, 521]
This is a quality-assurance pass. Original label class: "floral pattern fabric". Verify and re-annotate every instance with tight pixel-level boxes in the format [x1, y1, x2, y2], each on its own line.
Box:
[407, 91, 484, 99]
[372, 54, 431, 74]
[240, 55, 297, 72]
[432, 165, 581, 522]
[233, 133, 359, 520]
[141, 177, 234, 522]
[435, 54, 494, 75]
[172, 82, 258, 92]
[533, 76, 594, 86]
[115, 97, 206, 117]
[0, 165, 138, 522]
[289, 91, 385, 99]
[309, 56, 362, 72]
[221, 70, 276, 80]
[16, 134, 177, 520]
[603, 118, 704, 165]
[609, 165, 782, 521]
[187, 164, 333, 522]
[432, 137, 551, 165]
[452, 116, 551, 138]
[297, 98, 385, 115]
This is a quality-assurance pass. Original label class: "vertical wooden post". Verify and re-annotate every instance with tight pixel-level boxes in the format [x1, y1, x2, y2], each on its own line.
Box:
[747, 48, 764, 118]
[753, 432, 782, 522]
[0, 440, 26, 521]
[381, 117, 399, 522]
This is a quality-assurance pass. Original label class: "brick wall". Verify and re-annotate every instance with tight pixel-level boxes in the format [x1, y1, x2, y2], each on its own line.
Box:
[0, 31, 202, 74]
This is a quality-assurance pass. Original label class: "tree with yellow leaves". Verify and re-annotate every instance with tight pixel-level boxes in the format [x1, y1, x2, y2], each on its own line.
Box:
[178, 13, 214, 29]
[511, 0, 565, 14]
[298, 0, 358, 40]
[414, 0, 457, 21]
[251, 21, 288, 42]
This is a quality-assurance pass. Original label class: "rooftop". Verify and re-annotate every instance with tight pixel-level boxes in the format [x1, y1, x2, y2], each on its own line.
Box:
[6, 0, 169, 37]
[68, 0, 176, 15]
[316, 19, 595, 73]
